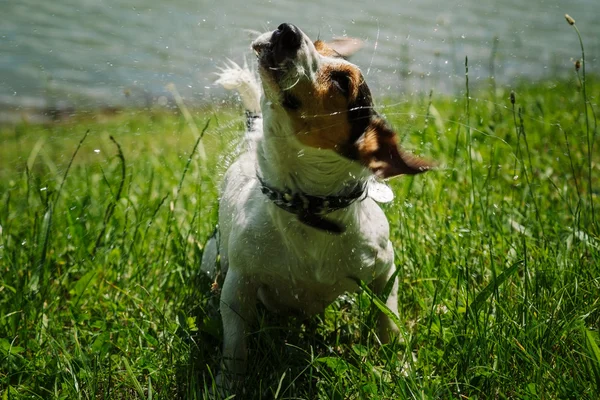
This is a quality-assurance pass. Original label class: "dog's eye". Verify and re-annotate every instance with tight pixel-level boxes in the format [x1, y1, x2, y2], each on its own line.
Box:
[330, 71, 351, 96]
[282, 92, 301, 110]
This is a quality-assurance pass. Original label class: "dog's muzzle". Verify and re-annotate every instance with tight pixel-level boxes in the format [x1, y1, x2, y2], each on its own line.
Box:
[253, 23, 303, 67]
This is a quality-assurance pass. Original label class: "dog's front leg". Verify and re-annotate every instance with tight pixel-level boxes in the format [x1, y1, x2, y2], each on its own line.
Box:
[218, 268, 257, 389]
[371, 263, 401, 343]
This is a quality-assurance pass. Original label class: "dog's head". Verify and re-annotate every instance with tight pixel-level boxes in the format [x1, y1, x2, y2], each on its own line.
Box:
[252, 23, 431, 179]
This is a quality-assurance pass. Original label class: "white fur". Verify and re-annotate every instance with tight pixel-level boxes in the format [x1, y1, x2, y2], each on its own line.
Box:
[216, 59, 261, 114]
[205, 25, 401, 390]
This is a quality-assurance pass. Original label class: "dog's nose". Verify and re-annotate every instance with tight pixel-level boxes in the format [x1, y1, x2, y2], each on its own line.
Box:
[273, 23, 302, 50]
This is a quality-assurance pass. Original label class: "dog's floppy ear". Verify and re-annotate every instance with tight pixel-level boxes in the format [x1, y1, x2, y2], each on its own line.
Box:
[314, 38, 363, 59]
[356, 118, 432, 179]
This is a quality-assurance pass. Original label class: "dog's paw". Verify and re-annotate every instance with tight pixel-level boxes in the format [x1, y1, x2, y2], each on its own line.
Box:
[378, 314, 401, 344]
[207, 371, 244, 399]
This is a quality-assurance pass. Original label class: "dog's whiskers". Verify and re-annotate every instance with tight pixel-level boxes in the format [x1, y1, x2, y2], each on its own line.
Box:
[366, 20, 380, 76]
[300, 109, 374, 119]
[282, 75, 301, 91]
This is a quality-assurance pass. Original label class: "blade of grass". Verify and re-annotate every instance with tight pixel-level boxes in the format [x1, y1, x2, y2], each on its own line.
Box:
[122, 356, 146, 399]
[566, 14, 596, 231]
[358, 280, 409, 344]
[468, 260, 522, 316]
[93, 135, 126, 254]
[582, 326, 600, 391]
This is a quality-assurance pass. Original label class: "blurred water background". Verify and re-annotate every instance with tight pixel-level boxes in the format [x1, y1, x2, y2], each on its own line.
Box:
[1, 0, 598, 122]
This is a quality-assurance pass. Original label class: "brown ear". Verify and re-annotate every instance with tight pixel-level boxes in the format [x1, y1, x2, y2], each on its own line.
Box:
[314, 38, 363, 59]
[357, 118, 432, 178]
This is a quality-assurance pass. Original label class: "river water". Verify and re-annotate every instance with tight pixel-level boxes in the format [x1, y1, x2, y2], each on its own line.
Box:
[1, 0, 598, 121]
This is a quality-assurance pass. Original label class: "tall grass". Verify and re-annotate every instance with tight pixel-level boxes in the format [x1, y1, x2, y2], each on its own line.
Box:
[566, 14, 598, 232]
[1, 26, 599, 400]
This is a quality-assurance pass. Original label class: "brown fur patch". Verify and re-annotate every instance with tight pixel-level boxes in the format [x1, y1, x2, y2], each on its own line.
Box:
[314, 40, 341, 58]
[325, 38, 363, 58]
[285, 62, 364, 151]
[357, 118, 431, 178]
[314, 39, 363, 59]
[280, 48, 430, 177]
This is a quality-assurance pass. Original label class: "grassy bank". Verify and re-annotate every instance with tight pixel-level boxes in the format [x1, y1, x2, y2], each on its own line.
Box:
[1, 71, 599, 399]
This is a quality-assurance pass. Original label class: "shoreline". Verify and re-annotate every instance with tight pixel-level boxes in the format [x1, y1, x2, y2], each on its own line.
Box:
[0, 73, 587, 127]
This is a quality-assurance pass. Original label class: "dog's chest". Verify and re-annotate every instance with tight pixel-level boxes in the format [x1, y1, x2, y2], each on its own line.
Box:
[278, 229, 375, 283]
[220, 154, 394, 314]
[255, 234, 377, 314]
[248, 209, 393, 314]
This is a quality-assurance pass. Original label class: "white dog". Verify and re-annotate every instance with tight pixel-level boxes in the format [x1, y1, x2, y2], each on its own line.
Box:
[201, 23, 431, 389]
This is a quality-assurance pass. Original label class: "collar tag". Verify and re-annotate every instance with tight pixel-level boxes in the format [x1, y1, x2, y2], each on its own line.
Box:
[368, 180, 394, 203]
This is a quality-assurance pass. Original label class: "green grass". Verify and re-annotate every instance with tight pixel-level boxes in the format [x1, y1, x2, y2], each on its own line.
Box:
[1, 70, 599, 399]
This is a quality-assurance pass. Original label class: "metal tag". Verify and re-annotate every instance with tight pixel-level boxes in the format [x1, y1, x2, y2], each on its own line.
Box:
[368, 180, 394, 203]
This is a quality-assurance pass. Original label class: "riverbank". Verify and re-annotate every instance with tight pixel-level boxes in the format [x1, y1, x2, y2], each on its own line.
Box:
[4, 0, 599, 122]
[1, 75, 598, 398]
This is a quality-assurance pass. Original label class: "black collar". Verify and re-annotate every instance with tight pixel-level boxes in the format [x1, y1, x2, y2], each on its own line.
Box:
[258, 175, 366, 234]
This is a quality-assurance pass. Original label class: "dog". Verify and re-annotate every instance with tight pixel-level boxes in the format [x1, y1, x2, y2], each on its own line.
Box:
[201, 22, 431, 390]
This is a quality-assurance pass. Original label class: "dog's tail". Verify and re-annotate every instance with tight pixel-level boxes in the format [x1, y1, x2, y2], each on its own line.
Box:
[216, 59, 262, 136]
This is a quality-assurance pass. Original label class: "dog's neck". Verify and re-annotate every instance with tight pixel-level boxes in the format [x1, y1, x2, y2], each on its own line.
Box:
[256, 108, 369, 197]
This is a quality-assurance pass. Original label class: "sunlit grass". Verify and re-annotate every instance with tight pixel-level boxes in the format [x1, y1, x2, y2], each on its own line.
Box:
[1, 66, 599, 400]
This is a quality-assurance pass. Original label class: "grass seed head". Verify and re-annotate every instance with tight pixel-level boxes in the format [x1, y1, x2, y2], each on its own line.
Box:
[565, 14, 575, 25]
[510, 90, 516, 105]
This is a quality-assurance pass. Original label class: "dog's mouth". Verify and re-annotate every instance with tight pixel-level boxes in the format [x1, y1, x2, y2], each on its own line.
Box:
[252, 23, 304, 76]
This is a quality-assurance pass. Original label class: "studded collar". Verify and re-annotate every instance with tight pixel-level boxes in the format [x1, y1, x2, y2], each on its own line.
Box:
[257, 175, 367, 234]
